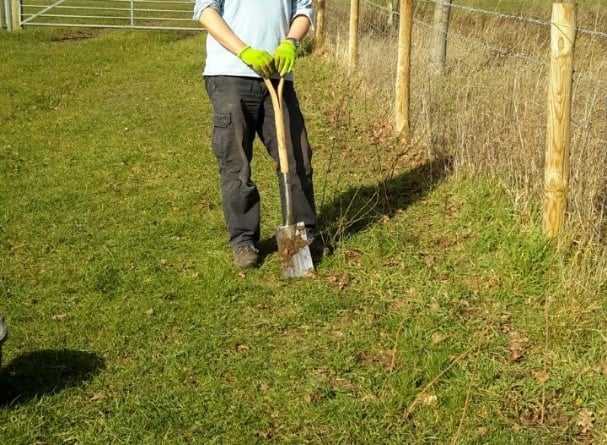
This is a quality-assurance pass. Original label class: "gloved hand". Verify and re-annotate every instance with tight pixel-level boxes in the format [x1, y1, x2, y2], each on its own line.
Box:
[238, 46, 275, 78]
[273, 39, 297, 77]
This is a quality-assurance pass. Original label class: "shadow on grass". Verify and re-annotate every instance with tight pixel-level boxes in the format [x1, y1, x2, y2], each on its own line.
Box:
[0, 349, 105, 408]
[314, 156, 453, 261]
[257, 156, 452, 267]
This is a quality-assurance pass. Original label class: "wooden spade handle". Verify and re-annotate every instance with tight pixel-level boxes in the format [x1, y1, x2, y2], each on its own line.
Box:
[263, 77, 289, 174]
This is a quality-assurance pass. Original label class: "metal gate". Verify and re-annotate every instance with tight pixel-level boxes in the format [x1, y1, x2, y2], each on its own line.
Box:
[2, 0, 201, 31]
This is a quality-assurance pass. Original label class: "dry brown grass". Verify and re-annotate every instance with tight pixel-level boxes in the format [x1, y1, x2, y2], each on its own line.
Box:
[320, 0, 607, 297]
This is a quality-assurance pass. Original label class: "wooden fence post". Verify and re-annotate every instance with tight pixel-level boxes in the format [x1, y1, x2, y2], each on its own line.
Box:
[394, 0, 413, 137]
[9, 0, 21, 30]
[543, 2, 576, 237]
[348, 0, 359, 70]
[431, 0, 452, 75]
[1, 0, 6, 30]
[315, 0, 325, 47]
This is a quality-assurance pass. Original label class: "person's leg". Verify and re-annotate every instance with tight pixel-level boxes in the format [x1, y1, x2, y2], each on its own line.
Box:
[205, 76, 265, 251]
[259, 79, 316, 231]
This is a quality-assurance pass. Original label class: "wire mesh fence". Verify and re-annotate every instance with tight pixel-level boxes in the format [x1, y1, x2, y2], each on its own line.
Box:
[322, 0, 607, 243]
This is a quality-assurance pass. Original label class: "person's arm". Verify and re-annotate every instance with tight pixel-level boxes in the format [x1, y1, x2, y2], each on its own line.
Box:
[198, 5, 274, 77]
[198, 6, 247, 56]
[286, 15, 311, 42]
[273, 15, 311, 76]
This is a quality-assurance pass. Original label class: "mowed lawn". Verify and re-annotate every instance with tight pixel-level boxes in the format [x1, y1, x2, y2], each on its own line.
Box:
[1, 28, 606, 444]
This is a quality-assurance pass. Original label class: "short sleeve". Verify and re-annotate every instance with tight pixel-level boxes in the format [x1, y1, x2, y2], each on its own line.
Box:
[193, 0, 223, 22]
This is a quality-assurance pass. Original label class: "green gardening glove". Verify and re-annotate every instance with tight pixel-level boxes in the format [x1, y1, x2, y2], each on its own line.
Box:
[273, 39, 297, 77]
[238, 46, 275, 78]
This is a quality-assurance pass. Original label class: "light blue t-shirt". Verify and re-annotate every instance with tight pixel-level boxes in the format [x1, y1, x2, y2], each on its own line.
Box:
[193, 0, 314, 78]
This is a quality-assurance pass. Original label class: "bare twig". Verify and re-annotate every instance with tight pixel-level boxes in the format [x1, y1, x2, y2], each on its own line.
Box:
[387, 316, 407, 374]
[451, 332, 484, 445]
[405, 326, 489, 418]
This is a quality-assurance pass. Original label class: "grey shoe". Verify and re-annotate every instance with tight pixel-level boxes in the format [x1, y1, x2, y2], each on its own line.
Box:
[233, 245, 259, 269]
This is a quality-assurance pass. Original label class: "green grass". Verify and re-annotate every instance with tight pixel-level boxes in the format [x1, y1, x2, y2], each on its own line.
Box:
[1, 28, 606, 444]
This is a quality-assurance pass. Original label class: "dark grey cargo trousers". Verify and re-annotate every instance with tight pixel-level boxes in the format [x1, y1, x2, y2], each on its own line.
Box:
[204, 76, 316, 249]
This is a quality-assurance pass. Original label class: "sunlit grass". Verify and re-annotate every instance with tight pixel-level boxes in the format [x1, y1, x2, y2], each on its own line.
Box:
[0, 27, 606, 444]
